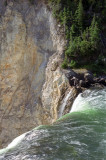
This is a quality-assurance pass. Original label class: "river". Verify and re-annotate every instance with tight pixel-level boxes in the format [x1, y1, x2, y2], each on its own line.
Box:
[0, 88, 106, 160]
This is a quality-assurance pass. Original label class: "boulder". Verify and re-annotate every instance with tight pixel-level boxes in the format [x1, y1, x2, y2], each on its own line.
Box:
[64, 69, 78, 79]
[69, 77, 79, 86]
[84, 73, 94, 83]
[85, 80, 91, 88]
[98, 78, 106, 86]
[79, 80, 86, 88]
[94, 77, 100, 83]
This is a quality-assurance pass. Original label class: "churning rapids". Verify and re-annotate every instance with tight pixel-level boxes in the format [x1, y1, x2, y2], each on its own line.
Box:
[0, 88, 106, 160]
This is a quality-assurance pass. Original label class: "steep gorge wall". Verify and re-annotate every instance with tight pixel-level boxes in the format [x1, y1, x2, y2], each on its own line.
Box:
[0, 0, 68, 148]
[0, 0, 75, 148]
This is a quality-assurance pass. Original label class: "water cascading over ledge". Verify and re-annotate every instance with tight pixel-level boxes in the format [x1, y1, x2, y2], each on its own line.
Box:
[0, 0, 68, 148]
[0, 88, 106, 160]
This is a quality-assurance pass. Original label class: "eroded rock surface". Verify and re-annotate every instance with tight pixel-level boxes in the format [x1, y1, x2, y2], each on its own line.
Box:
[0, 0, 65, 148]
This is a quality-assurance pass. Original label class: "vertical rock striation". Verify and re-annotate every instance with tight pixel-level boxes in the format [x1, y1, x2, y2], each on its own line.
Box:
[0, 0, 77, 149]
[0, 0, 66, 148]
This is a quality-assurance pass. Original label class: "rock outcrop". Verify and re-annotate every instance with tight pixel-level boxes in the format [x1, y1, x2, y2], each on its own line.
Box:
[0, 0, 67, 148]
[0, 0, 82, 149]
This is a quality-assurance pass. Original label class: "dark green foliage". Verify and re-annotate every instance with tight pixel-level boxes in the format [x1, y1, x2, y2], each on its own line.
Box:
[74, 0, 84, 31]
[48, 0, 106, 74]
[29, 0, 34, 5]
[69, 60, 77, 68]
[4, 0, 8, 6]
[66, 15, 100, 58]
[61, 57, 68, 69]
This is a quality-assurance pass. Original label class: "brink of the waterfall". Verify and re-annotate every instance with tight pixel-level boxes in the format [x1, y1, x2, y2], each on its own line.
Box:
[0, 88, 106, 160]
[0, 1, 105, 158]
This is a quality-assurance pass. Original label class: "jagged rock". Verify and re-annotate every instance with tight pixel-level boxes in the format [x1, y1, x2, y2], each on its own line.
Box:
[64, 69, 78, 79]
[73, 69, 89, 80]
[69, 78, 74, 86]
[69, 77, 79, 86]
[63, 87, 82, 115]
[94, 77, 100, 83]
[84, 73, 94, 83]
[42, 67, 69, 123]
[51, 61, 58, 71]
[79, 80, 86, 87]
[98, 78, 106, 86]
[0, 0, 65, 148]
[93, 77, 106, 86]
[85, 81, 91, 88]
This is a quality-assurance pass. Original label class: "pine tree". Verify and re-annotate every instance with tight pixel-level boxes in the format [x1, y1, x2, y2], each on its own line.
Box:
[62, 7, 67, 25]
[74, 0, 84, 32]
[89, 15, 100, 48]
[70, 24, 76, 41]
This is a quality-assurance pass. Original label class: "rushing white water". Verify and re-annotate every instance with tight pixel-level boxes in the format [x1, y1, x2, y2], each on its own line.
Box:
[0, 132, 27, 155]
[70, 91, 90, 113]
[58, 89, 73, 117]
[0, 88, 106, 160]
[70, 88, 106, 113]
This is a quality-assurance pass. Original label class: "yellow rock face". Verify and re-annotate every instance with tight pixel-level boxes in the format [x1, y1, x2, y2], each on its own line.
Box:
[0, 0, 66, 148]
[0, 0, 57, 148]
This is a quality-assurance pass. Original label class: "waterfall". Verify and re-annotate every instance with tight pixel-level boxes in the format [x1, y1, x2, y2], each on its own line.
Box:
[0, 88, 106, 160]
[0, 132, 27, 155]
[70, 88, 106, 113]
[70, 92, 89, 113]
[58, 89, 73, 118]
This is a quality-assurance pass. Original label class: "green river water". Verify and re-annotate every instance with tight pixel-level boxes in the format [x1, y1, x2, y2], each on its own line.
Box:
[0, 88, 106, 160]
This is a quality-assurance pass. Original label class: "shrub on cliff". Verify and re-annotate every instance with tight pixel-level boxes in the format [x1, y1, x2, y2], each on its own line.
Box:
[47, 0, 106, 74]
[29, 0, 34, 5]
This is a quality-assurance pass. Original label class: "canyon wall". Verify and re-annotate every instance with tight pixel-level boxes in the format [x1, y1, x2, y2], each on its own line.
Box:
[0, 0, 68, 148]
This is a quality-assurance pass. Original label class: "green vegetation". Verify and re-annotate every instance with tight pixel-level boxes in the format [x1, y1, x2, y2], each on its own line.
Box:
[47, 0, 106, 75]
[29, 0, 34, 5]
[4, 0, 8, 6]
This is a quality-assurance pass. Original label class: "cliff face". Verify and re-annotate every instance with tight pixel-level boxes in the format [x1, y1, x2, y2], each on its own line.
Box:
[0, 0, 68, 148]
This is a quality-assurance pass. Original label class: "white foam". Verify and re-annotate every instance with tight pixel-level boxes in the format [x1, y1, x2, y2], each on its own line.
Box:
[59, 89, 73, 117]
[0, 132, 26, 155]
[70, 88, 106, 113]
[70, 92, 90, 113]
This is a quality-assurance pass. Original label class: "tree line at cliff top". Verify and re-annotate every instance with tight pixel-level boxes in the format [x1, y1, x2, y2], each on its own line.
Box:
[28, 0, 106, 75]
[47, 0, 106, 75]
[8, 0, 105, 75]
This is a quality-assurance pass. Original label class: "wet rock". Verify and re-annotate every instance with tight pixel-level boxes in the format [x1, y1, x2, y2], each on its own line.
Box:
[64, 69, 78, 79]
[94, 77, 100, 83]
[98, 78, 106, 86]
[73, 69, 89, 80]
[69, 78, 74, 86]
[63, 87, 82, 115]
[69, 77, 79, 86]
[85, 81, 91, 88]
[84, 73, 94, 83]
[93, 77, 106, 86]
[74, 77, 79, 86]
[42, 68, 69, 123]
[79, 80, 86, 87]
